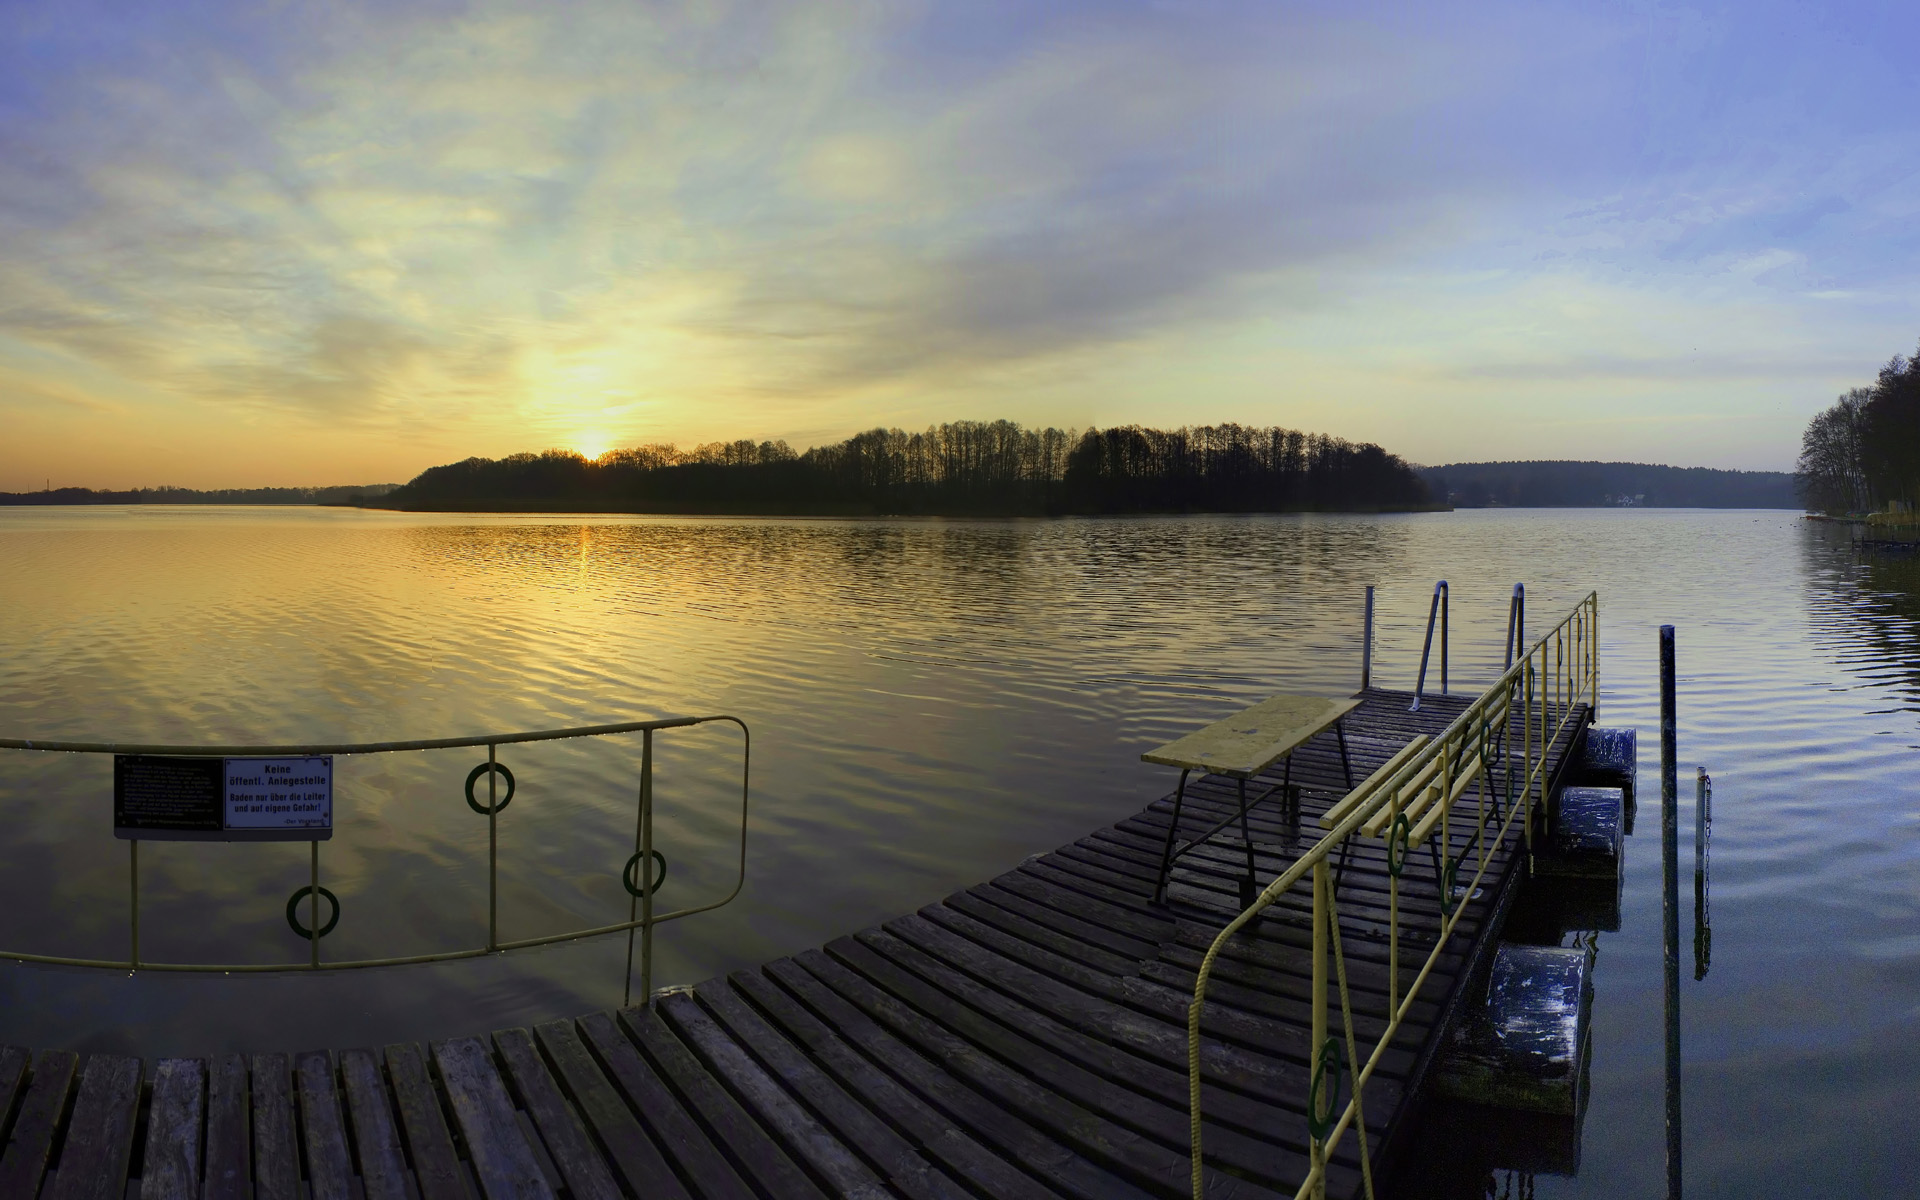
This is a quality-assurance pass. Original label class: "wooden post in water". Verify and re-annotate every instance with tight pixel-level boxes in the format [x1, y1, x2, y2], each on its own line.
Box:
[1660, 625, 1682, 1198]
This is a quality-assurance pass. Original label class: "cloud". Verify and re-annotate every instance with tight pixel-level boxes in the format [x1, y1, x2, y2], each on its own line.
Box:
[3, 0, 1920, 486]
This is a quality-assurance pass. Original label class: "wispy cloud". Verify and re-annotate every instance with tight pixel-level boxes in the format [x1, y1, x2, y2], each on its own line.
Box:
[3, 0, 1919, 486]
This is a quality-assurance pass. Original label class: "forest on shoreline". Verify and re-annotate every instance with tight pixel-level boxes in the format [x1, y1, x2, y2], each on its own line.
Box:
[373, 421, 1439, 516]
[0, 483, 398, 506]
[1423, 461, 1798, 508]
[1797, 340, 1920, 515]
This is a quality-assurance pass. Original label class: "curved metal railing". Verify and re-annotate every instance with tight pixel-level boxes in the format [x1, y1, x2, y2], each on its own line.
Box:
[0, 715, 749, 1005]
[1187, 592, 1598, 1199]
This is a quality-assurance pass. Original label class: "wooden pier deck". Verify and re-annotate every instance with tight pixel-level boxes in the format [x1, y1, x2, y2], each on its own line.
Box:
[0, 687, 1588, 1200]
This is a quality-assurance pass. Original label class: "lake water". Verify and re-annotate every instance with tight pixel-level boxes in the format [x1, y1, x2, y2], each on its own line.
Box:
[0, 506, 1914, 1195]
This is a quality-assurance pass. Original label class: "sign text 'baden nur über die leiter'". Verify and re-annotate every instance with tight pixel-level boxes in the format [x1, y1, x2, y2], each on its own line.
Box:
[113, 754, 332, 841]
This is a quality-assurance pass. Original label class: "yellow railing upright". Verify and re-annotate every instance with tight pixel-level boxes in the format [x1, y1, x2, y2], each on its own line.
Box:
[1186, 591, 1599, 1199]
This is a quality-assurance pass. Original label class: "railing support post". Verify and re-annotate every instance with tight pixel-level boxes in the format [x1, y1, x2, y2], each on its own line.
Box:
[309, 841, 321, 970]
[129, 839, 139, 970]
[1310, 859, 1329, 1199]
[487, 742, 499, 953]
[641, 727, 656, 1008]
[1410, 581, 1447, 711]
[1361, 586, 1374, 690]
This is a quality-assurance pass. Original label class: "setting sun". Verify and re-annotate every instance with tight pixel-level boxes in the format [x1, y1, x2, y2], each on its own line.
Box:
[576, 435, 612, 462]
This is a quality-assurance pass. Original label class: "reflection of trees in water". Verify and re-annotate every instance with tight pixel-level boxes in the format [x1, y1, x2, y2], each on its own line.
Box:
[400, 515, 1418, 636]
[1801, 523, 1920, 709]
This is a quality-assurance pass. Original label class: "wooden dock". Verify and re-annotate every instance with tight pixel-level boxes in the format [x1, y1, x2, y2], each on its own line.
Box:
[0, 687, 1588, 1199]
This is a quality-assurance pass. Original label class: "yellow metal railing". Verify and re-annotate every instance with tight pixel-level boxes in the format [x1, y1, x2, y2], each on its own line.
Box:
[0, 716, 748, 1005]
[1186, 592, 1598, 1199]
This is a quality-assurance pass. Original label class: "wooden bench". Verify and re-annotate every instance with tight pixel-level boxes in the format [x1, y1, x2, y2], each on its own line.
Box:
[1142, 694, 1360, 908]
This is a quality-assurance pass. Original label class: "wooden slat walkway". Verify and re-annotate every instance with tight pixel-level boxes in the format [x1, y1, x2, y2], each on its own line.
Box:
[0, 688, 1587, 1200]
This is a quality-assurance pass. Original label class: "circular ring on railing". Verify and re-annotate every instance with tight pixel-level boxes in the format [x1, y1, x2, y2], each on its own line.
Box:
[285, 886, 341, 939]
[464, 762, 516, 815]
[622, 849, 669, 899]
[1440, 855, 1461, 916]
[1306, 1036, 1345, 1141]
[1387, 815, 1411, 878]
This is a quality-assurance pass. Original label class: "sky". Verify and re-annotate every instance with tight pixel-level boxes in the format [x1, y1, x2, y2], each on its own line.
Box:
[3, 0, 1919, 489]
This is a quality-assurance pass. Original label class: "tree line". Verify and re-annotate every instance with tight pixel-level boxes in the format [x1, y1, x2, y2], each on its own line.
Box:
[381, 420, 1435, 515]
[0, 483, 399, 506]
[1422, 461, 1799, 508]
[1798, 340, 1920, 514]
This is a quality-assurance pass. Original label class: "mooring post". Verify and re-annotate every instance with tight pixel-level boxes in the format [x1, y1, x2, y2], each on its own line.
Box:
[1361, 586, 1374, 690]
[1660, 624, 1681, 1198]
[1694, 767, 1712, 981]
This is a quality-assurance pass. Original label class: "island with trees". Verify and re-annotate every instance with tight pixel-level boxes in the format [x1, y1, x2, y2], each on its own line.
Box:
[373, 420, 1440, 516]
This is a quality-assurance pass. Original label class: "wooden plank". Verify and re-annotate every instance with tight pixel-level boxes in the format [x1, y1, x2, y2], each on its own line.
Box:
[139, 1058, 205, 1200]
[795, 945, 1290, 1199]
[295, 1051, 355, 1200]
[729, 968, 1057, 1200]
[655, 992, 894, 1199]
[689, 980, 972, 1200]
[764, 954, 1158, 1200]
[0, 1049, 77, 1197]
[532, 1020, 686, 1200]
[46, 1053, 141, 1200]
[1142, 694, 1361, 775]
[575, 1010, 753, 1200]
[620, 1006, 830, 1200]
[835, 929, 1334, 1188]
[384, 1042, 472, 1200]
[340, 1049, 412, 1200]
[203, 1053, 250, 1200]
[0, 1046, 28, 1142]
[872, 915, 1392, 1146]
[250, 1053, 300, 1200]
[431, 1036, 555, 1200]
[492, 1028, 620, 1200]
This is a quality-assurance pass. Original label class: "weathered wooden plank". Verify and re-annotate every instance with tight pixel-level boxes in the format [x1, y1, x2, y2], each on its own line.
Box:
[836, 928, 1337, 1187]
[493, 1028, 620, 1200]
[431, 1036, 554, 1200]
[0, 1049, 77, 1197]
[251, 1053, 301, 1200]
[691, 980, 971, 1200]
[656, 991, 894, 1199]
[139, 1058, 205, 1200]
[0, 1046, 27, 1140]
[575, 1009, 754, 1200]
[46, 1053, 141, 1200]
[729, 968, 1057, 1200]
[620, 1006, 830, 1200]
[384, 1042, 472, 1200]
[532, 1019, 686, 1200]
[294, 1051, 356, 1200]
[800, 942, 1290, 1197]
[340, 1048, 412, 1200]
[767, 953, 1160, 1200]
[856, 920, 1386, 1166]
[203, 1053, 250, 1200]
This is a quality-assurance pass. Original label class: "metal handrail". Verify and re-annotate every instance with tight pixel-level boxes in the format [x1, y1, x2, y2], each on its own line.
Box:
[1409, 580, 1448, 709]
[1187, 592, 1598, 1199]
[0, 714, 749, 1007]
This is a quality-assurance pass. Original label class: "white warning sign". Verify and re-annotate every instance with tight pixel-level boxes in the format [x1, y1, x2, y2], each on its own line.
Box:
[224, 756, 333, 835]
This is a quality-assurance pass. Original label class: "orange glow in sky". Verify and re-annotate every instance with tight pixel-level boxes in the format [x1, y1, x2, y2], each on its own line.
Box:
[3, 2, 1916, 489]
